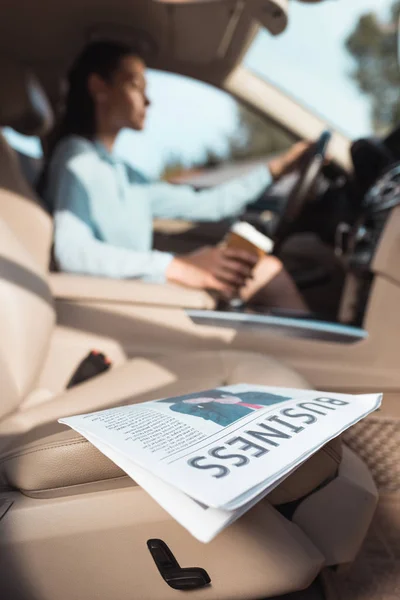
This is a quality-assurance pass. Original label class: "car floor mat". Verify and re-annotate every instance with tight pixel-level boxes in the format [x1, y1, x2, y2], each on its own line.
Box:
[321, 493, 400, 600]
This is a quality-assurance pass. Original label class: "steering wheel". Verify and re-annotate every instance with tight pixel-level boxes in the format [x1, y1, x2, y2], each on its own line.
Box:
[273, 130, 332, 251]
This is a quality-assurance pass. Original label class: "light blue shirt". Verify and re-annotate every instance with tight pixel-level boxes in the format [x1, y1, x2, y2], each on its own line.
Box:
[45, 135, 272, 282]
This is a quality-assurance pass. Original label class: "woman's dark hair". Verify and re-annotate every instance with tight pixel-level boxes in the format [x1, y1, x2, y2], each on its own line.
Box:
[37, 40, 140, 201]
[59, 40, 139, 141]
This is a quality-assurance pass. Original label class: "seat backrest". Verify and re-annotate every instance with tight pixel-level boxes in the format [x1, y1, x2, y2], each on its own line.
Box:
[0, 216, 55, 420]
[0, 133, 53, 272]
[0, 56, 54, 272]
[16, 149, 44, 187]
[0, 57, 56, 419]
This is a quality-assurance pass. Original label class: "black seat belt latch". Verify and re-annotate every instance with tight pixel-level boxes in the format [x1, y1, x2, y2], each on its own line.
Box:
[66, 350, 112, 389]
[147, 539, 211, 591]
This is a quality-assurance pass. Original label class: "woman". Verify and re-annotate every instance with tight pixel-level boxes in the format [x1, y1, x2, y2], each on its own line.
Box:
[43, 41, 308, 309]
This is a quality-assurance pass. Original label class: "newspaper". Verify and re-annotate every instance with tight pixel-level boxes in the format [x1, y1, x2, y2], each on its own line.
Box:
[59, 384, 382, 542]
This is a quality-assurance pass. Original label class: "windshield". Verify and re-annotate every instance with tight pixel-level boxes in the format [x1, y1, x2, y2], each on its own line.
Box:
[244, 0, 397, 139]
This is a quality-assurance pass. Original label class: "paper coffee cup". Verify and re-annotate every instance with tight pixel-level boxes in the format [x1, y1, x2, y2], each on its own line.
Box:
[223, 221, 274, 260]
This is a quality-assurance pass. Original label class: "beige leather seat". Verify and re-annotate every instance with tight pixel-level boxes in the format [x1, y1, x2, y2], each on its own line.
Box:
[0, 214, 378, 599]
[0, 59, 378, 600]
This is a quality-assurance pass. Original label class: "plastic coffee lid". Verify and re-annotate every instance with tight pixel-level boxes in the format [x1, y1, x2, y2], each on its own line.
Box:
[230, 221, 274, 253]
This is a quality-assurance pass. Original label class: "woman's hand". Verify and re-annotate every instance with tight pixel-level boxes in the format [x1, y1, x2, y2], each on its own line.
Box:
[166, 246, 258, 297]
[268, 141, 312, 181]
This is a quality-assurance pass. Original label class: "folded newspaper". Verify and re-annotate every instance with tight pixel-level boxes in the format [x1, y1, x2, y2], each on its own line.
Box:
[59, 384, 381, 543]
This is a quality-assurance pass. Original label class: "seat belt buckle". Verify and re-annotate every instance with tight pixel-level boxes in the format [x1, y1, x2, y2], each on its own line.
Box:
[66, 350, 112, 389]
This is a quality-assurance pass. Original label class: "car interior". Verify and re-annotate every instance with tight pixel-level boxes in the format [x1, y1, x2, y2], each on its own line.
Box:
[0, 0, 400, 598]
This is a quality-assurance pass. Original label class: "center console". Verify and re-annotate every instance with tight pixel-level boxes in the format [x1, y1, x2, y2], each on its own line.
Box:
[186, 309, 367, 344]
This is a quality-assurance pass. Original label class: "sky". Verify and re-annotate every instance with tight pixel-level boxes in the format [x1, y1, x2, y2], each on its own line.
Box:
[244, 0, 393, 137]
[4, 0, 395, 177]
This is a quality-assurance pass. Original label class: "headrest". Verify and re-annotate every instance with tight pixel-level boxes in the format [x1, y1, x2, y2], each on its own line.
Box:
[0, 56, 54, 136]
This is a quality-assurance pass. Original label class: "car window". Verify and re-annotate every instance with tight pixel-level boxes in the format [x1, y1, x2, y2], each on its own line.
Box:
[115, 69, 294, 182]
[2, 127, 43, 158]
[244, 0, 395, 139]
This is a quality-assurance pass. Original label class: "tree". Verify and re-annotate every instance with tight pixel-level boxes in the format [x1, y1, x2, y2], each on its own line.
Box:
[346, 1, 400, 134]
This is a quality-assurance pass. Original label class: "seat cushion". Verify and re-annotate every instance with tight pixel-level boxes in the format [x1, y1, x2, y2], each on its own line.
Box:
[0, 350, 341, 503]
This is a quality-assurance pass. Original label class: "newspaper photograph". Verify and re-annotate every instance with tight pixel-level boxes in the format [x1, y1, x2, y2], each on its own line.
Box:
[60, 384, 382, 542]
